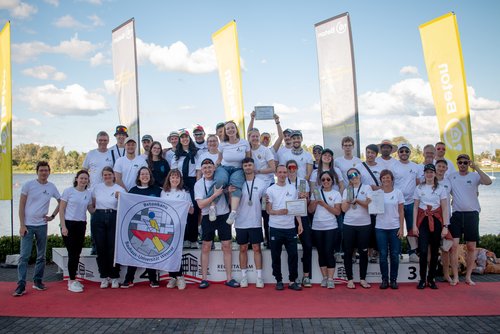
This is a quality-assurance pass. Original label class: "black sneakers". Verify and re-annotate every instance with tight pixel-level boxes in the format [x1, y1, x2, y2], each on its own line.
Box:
[32, 281, 47, 291]
[13, 284, 26, 297]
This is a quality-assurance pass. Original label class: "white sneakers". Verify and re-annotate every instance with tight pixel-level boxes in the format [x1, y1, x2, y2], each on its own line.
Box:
[256, 277, 264, 289]
[167, 278, 177, 289]
[167, 277, 187, 290]
[100, 278, 109, 289]
[68, 280, 83, 293]
[240, 277, 248, 288]
[208, 205, 217, 221]
[226, 211, 237, 225]
[327, 279, 335, 289]
[100, 278, 119, 289]
[111, 279, 119, 289]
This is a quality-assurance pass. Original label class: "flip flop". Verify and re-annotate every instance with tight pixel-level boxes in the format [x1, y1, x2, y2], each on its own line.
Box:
[465, 280, 476, 286]
[347, 280, 355, 289]
[360, 280, 371, 289]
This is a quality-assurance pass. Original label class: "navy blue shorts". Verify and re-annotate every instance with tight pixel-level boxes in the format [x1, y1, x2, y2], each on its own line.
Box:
[236, 227, 264, 245]
[449, 211, 479, 243]
[201, 213, 231, 241]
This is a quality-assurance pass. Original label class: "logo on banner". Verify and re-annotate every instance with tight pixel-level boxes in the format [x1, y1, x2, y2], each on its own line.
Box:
[443, 118, 466, 151]
[119, 200, 181, 265]
[317, 21, 347, 38]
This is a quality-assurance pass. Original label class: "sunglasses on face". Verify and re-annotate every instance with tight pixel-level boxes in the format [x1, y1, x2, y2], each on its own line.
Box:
[313, 150, 322, 154]
[287, 165, 297, 171]
[321, 178, 332, 182]
[457, 160, 469, 165]
[399, 149, 410, 154]
[347, 172, 359, 180]
[194, 133, 203, 136]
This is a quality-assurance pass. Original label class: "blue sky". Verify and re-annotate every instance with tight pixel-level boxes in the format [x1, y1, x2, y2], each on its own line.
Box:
[1, 0, 499, 154]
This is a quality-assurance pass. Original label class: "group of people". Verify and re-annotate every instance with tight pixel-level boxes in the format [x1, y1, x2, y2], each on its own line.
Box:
[13, 112, 492, 296]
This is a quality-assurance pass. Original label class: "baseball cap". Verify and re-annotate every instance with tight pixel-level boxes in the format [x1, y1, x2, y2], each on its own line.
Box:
[290, 130, 302, 137]
[201, 158, 214, 166]
[424, 163, 436, 172]
[313, 145, 324, 152]
[141, 134, 153, 142]
[322, 148, 334, 156]
[193, 125, 204, 133]
[216, 122, 225, 130]
[283, 128, 293, 135]
[179, 129, 190, 137]
[167, 131, 179, 140]
[457, 153, 471, 161]
[398, 143, 411, 151]
[124, 137, 136, 144]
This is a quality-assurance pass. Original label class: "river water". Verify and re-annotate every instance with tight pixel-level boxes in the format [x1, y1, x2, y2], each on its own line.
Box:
[1, 173, 499, 237]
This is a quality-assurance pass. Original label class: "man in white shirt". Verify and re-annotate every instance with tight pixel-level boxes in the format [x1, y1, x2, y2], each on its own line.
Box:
[335, 136, 362, 187]
[163, 131, 179, 163]
[449, 154, 492, 286]
[114, 138, 147, 191]
[435, 141, 456, 177]
[141, 134, 153, 159]
[279, 130, 313, 181]
[109, 125, 127, 166]
[195, 158, 239, 289]
[276, 128, 293, 165]
[266, 165, 303, 291]
[418, 144, 436, 180]
[233, 158, 267, 288]
[193, 125, 208, 153]
[83, 131, 113, 188]
[375, 139, 398, 172]
[393, 143, 420, 262]
[14, 161, 60, 297]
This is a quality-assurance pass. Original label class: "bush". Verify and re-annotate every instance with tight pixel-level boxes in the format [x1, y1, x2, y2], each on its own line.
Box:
[478, 234, 500, 257]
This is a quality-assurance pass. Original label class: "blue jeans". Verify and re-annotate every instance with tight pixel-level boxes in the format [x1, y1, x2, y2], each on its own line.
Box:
[17, 224, 48, 286]
[376, 228, 401, 282]
[210, 165, 245, 199]
[404, 203, 416, 255]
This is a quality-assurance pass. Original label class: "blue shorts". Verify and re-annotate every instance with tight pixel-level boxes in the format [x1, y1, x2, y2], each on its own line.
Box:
[236, 227, 264, 245]
[201, 213, 231, 241]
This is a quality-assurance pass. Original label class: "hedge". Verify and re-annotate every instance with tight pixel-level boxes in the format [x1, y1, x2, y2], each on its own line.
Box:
[0, 234, 499, 264]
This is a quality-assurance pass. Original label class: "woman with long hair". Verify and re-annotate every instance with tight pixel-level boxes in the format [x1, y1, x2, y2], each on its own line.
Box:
[310, 148, 344, 194]
[308, 170, 342, 289]
[91, 166, 125, 289]
[375, 169, 404, 289]
[172, 130, 200, 248]
[412, 164, 449, 289]
[161, 169, 194, 289]
[147, 141, 170, 188]
[120, 167, 162, 288]
[60, 170, 93, 293]
[341, 168, 372, 289]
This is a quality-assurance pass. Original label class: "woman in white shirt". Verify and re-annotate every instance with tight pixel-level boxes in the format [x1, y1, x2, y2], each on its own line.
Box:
[308, 171, 342, 289]
[341, 168, 372, 289]
[91, 166, 125, 289]
[412, 164, 449, 290]
[161, 169, 194, 290]
[375, 169, 404, 290]
[60, 170, 93, 293]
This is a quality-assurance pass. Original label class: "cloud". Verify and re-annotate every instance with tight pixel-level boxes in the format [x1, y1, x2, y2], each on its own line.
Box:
[44, 0, 59, 6]
[272, 102, 300, 115]
[82, 0, 102, 4]
[88, 14, 103, 26]
[22, 65, 66, 81]
[19, 84, 110, 116]
[12, 116, 43, 143]
[136, 39, 217, 74]
[0, 0, 37, 19]
[53, 15, 86, 29]
[90, 52, 109, 66]
[179, 105, 195, 110]
[103, 79, 115, 94]
[400, 66, 419, 76]
[12, 34, 98, 63]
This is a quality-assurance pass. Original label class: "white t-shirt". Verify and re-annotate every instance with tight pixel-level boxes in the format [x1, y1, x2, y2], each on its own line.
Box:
[449, 171, 483, 212]
[235, 178, 267, 229]
[376, 189, 404, 230]
[355, 162, 384, 188]
[310, 167, 343, 192]
[269, 146, 279, 162]
[21, 180, 61, 226]
[266, 183, 297, 229]
[393, 161, 420, 205]
[109, 144, 126, 165]
[196, 151, 219, 170]
[92, 183, 125, 210]
[113, 155, 147, 191]
[311, 188, 342, 231]
[279, 149, 313, 180]
[194, 177, 229, 216]
[276, 146, 291, 166]
[163, 149, 175, 165]
[342, 184, 372, 226]
[335, 156, 362, 187]
[61, 187, 92, 221]
[171, 151, 200, 177]
[161, 189, 193, 206]
[251, 145, 275, 186]
[375, 156, 398, 172]
[194, 141, 208, 154]
[83, 149, 113, 188]
[438, 177, 452, 220]
[413, 183, 448, 211]
[219, 139, 250, 167]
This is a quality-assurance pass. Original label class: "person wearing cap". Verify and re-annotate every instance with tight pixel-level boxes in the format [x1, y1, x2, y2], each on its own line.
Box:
[193, 125, 208, 154]
[375, 139, 398, 172]
[195, 158, 239, 289]
[163, 131, 179, 164]
[215, 122, 225, 142]
[448, 154, 492, 286]
[435, 142, 456, 177]
[171, 130, 201, 249]
[279, 130, 313, 181]
[276, 128, 293, 165]
[335, 136, 362, 187]
[196, 134, 220, 180]
[210, 121, 251, 225]
[312, 145, 323, 170]
[140, 135, 153, 159]
[82, 131, 113, 189]
[412, 163, 449, 289]
[247, 110, 284, 163]
[110, 125, 128, 166]
[113, 137, 147, 192]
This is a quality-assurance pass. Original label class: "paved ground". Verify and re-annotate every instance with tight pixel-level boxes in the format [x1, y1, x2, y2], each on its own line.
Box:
[1, 264, 499, 333]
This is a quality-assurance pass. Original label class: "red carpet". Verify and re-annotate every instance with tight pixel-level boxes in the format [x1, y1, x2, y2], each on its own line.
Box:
[1, 281, 499, 319]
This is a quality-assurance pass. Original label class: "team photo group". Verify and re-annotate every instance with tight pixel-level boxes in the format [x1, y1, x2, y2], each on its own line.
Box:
[13, 111, 492, 297]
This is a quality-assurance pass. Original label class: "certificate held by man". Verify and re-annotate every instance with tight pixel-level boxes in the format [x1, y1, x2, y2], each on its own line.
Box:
[286, 198, 307, 216]
[254, 106, 275, 120]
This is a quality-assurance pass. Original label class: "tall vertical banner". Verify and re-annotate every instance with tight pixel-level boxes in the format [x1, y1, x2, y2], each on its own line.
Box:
[112, 18, 140, 149]
[315, 13, 360, 158]
[212, 21, 246, 138]
[0, 22, 12, 200]
[420, 13, 473, 165]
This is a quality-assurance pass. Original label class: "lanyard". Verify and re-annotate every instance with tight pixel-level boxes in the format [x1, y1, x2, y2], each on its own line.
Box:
[287, 177, 297, 190]
[116, 146, 124, 157]
[320, 188, 328, 203]
[245, 177, 255, 205]
[353, 184, 363, 200]
[203, 178, 208, 196]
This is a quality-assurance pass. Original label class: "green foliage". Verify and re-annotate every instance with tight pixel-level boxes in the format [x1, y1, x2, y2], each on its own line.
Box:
[12, 144, 87, 173]
[478, 234, 500, 258]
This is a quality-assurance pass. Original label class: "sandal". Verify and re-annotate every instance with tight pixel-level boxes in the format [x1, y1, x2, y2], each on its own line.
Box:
[224, 279, 240, 288]
[360, 280, 371, 289]
[346, 280, 355, 289]
[465, 280, 476, 286]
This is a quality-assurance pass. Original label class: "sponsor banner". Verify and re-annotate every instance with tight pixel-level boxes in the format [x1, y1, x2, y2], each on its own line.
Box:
[112, 18, 140, 149]
[315, 13, 360, 158]
[212, 21, 246, 138]
[115, 193, 190, 272]
[54, 247, 420, 284]
[0, 22, 12, 200]
[420, 13, 473, 165]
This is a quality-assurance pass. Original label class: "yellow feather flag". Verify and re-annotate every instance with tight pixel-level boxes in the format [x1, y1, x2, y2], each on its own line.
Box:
[0, 21, 12, 200]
